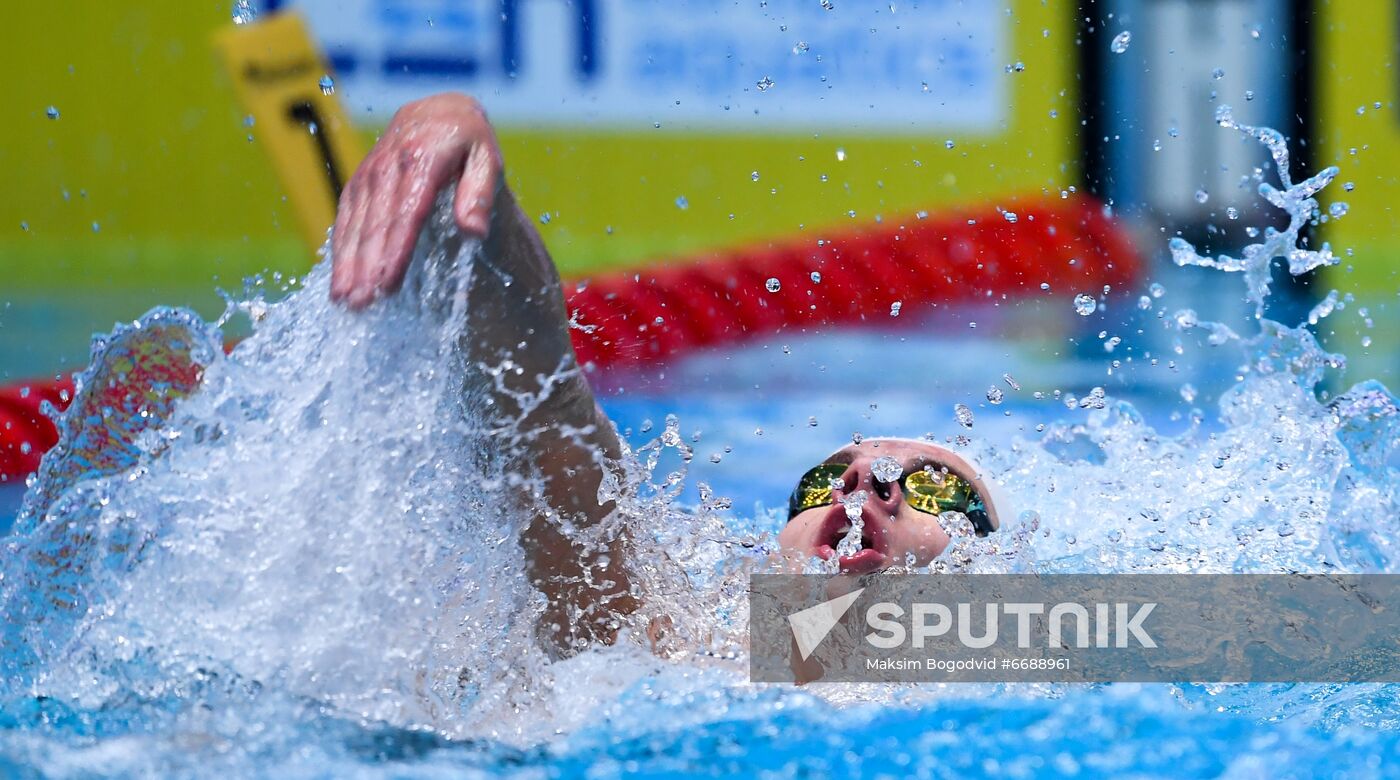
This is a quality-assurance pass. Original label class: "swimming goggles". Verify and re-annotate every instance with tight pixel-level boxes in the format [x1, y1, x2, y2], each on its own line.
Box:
[786, 463, 995, 536]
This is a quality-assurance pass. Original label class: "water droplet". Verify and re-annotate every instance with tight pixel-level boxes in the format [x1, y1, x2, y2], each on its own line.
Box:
[750, 171, 760, 182]
[820, 0, 834, 9]
[944, 139, 955, 149]
[889, 301, 902, 317]
[954, 403, 975, 428]
[1329, 202, 1349, 218]
[675, 195, 689, 210]
[318, 75, 335, 95]
[1003, 211, 1018, 223]
[1194, 188, 1209, 204]
[1245, 90, 1255, 101]
[231, 0, 259, 25]
[986, 386, 1004, 405]
[538, 212, 551, 225]
[756, 76, 775, 92]
[808, 416, 819, 427]
[1168, 126, 1180, 138]
[872, 456, 903, 483]
[91, 221, 100, 233]
[1073, 293, 1096, 316]
[810, 271, 822, 283]
[765, 277, 781, 293]
[1110, 31, 1132, 53]
[1211, 67, 1225, 79]
[1226, 206, 1239, 220]
[1138, 295, 1152, 310]
[1180, 383, 1198, 403]
[1343, 181, 1355, 192]
[1002, 373, 1020, 390]
[45, 106, 59, 120]
[793, 41, 810, 54]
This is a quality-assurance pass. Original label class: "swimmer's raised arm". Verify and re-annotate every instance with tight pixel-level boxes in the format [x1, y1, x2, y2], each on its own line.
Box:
[331, 93, 635, 656]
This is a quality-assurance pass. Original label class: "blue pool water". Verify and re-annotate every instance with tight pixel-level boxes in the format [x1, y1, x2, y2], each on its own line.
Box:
[3, 125, 1399, 778]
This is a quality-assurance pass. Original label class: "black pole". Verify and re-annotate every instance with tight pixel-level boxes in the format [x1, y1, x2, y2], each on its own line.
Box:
[1077, 1, 1111, 200]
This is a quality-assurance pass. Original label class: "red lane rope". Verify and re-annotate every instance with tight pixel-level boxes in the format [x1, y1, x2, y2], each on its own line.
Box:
[566, 194, 1139, 368]
[0, 384, 69, 483]
[0, 194, 1139, 484]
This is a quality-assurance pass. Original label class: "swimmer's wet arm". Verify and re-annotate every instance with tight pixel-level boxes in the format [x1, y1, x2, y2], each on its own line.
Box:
[464, 184, 639, 654]
[330, 92, 636, 654]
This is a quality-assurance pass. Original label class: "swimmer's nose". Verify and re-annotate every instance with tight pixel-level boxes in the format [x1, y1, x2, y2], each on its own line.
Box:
[834, 459, 901, 515]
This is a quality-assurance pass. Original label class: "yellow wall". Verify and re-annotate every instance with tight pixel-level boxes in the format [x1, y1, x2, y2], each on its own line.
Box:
[1317, 0, 1400, 379]
[1, 2, 1077, 294]
[1318, 0, 1400, 293]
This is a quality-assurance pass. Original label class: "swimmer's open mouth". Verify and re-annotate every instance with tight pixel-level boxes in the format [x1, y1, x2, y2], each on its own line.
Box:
[816, 510, 888, 573]
[820, 524, 874, 554]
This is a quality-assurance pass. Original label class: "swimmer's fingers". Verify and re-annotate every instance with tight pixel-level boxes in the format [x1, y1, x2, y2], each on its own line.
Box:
[347, 145, 425, 308]
[370, 147, 458, 299]
[345, 149, 407, 309]
[331, 161, 375, 304]
[453, 119, 503, 238]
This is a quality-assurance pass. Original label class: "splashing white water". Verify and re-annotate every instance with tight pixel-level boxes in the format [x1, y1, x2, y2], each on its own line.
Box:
[1168, 105, 1339, 318]
[1, 194, 610, 737]
[933, 110, 1396, 579]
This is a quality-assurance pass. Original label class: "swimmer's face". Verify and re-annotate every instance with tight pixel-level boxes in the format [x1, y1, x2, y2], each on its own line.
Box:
[777, 439, 997, 575]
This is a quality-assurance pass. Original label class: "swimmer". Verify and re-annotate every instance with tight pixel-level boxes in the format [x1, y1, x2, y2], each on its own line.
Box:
[329, 93, 1005, 650]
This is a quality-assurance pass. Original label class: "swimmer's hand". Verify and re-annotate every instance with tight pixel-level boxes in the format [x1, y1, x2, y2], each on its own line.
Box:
[331, 93, 503, 309]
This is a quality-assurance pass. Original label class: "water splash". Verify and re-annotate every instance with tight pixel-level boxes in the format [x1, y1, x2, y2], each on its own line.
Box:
[0, 192, 596, 739]
[930, 112, 1396, 584]
[1168, 105, 1340, 318]
[230, 0, 259, 25]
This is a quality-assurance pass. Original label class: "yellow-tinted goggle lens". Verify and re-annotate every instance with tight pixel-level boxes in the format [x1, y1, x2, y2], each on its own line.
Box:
[904, 467, 993, 535]
[787, 464, 847, 518]
[902, 468, 973, 515]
